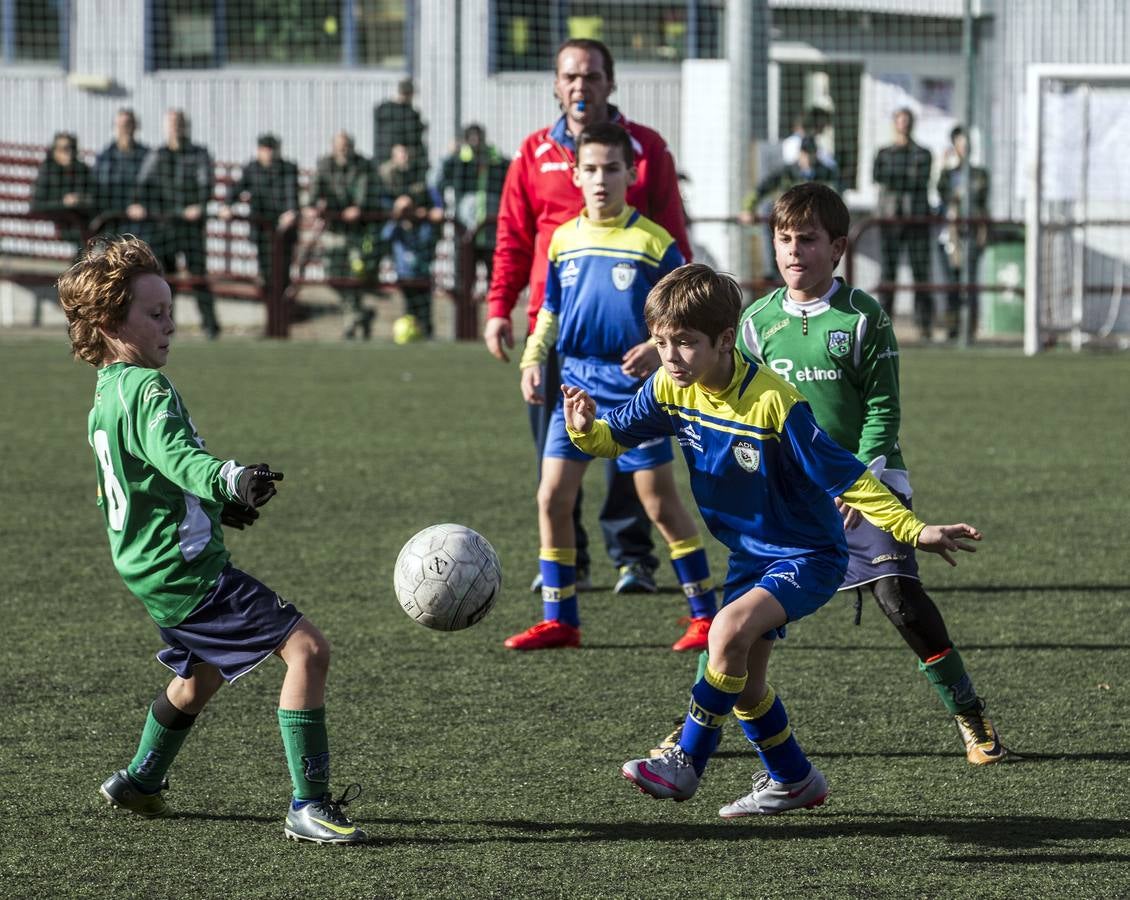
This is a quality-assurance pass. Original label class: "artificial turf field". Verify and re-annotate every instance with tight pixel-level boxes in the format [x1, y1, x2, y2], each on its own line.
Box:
[1, 336, 1127, 899]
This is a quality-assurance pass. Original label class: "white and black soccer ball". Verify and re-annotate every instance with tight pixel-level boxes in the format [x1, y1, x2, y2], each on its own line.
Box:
[394, 524, 502, 631]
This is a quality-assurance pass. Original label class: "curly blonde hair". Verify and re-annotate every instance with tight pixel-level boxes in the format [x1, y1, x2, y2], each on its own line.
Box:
[58, 235, 164, 367]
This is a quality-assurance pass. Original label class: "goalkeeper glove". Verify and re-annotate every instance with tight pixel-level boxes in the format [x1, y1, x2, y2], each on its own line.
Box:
[220, 502, 260, 530]
[235, 464, 284, 508]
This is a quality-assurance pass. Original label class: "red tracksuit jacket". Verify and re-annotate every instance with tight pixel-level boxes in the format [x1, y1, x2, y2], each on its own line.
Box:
[486, 109, 691, 334]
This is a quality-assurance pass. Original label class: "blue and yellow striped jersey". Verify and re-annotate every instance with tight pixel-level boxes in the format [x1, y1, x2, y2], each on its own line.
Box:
[570, 351, 925, 569]
[542, 205, 684, 361]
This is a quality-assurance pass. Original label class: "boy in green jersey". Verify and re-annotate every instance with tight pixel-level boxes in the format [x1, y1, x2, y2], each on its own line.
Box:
[59, 236, 366, 843]
[654, 183, 1008, 767]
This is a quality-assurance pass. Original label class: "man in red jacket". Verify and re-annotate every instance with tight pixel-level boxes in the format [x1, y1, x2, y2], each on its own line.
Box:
[485, 38, 692, 595]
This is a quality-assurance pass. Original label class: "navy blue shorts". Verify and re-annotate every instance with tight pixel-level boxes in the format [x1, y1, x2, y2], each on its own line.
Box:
[156, 564, 304, 683]
[547, 357, 673, 472]
[722, 549, 847, 640]
[841, 487, 920, 589]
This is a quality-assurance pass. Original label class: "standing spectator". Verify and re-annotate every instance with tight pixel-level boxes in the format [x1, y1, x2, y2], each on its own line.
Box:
[377, 144, 443, 338]
[220, 133, 300, 300]
[740, 137, 839, 284]
[93, 108, 149, 235]
[781, 106, 838, 175]
[31, 131, 95, 248]
[436, 123, 510, 285]
[309, 131, 374, 339]
[936, 126, 990, 342]
[484, 37, 692, 594]
[873, 107, 934, 339]
[373, 78, 427, 181]
[136, 109, 220, 339]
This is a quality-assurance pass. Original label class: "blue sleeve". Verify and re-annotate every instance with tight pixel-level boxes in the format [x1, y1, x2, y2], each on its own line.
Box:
[601, 374, 675, 447]
[782, 401, 867, 497]
[544, 256, 561, 315]
[659, 242, 685, 276]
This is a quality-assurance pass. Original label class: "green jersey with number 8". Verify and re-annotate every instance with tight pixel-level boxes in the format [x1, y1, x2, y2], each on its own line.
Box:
[88, 363, 243, 626]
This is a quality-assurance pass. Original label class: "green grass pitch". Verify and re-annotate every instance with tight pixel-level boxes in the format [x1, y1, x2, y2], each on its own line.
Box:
[1, 336, 1127, 898]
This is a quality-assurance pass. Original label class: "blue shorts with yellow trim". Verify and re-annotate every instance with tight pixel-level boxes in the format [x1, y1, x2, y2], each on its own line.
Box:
[546, 356, 674, 472]
[722, 549, 847, 639]
[841, 487, 920, 589]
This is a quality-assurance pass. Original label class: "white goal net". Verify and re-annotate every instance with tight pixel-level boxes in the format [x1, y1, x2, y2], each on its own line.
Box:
[1025, 65, 1130, 353]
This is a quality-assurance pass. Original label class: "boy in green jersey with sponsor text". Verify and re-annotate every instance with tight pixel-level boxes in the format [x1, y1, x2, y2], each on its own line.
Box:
[653, 183, 1008, 767]
[59, 235, 366, 843]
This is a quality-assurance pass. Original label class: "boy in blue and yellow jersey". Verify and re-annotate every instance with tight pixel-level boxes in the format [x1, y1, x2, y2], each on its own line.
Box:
[564, 263, 982, 816]
[58, 236, 365, 844]
[505, 122, 717, 653]
[739, 182, 1007, 765]
[652, 183, 1009, 767]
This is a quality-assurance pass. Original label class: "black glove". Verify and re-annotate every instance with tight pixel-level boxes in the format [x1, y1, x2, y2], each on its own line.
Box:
[220, 502, 260, 530]
[235, 463, 284, 509]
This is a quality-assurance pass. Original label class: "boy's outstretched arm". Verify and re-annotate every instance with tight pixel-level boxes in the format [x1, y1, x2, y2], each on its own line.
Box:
[914, 523, 982, 567]
[561, 385, 596, 433]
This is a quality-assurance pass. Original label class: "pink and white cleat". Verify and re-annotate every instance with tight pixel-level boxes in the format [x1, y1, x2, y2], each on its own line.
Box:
[621, 746, 701, 801]
[718, 767, 828, 817]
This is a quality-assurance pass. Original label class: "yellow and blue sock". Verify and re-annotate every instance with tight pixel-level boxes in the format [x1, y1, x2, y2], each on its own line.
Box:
[734, 685, 811, 784]
[919, 647, 978, 715]
[678, 665, 747, 775]
[540, 547, 579, 627]
[668, 536, 717, 619]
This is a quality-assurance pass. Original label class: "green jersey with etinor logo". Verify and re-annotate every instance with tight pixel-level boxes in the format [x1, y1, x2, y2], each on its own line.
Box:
[87, 363, 243, 627]
[737, 280, 906, 476]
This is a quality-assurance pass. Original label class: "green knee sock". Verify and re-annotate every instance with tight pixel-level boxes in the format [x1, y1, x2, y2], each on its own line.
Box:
[126, 702, 195, 792]
[696, 649, 709, 682]
[919, 648, 978, 715]
[277, 707, 330, 801]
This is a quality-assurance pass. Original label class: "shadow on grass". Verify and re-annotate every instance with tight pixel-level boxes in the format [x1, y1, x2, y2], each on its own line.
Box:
[926, 584, 1130, 594]
[353, 813, 1130, 854]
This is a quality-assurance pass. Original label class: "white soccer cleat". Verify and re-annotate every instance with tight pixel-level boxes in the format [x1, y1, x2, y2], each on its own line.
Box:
[718, 767, 828, 818]
[621, 746, 700, 801]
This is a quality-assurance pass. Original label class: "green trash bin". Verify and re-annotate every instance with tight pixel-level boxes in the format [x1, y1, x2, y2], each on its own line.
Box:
[978, 241, 1025, 336]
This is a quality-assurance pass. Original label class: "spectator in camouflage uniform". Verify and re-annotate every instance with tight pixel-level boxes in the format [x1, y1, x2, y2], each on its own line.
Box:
[220, 133, 299, 299]
[93, 109, 149, 237]
[31, 131, 95, 249]
[309, 131, 375, 339]
[136, 109, 220, 338]
[436, 123, 510, 285]
[873, 107, 935, 339]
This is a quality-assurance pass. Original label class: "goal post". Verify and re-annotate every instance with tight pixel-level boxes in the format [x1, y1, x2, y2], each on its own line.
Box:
[1025, 64, 1130, 354]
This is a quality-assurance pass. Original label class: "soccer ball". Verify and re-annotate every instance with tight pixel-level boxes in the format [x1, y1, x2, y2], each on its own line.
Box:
[394, 524, 502, 631]
[392, 314, 423, 344]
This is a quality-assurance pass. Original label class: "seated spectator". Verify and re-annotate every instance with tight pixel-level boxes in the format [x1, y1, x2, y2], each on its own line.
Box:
[32, 131, 95, 248]
[308, 131, 375, 339]
[378, 143, 443, 338]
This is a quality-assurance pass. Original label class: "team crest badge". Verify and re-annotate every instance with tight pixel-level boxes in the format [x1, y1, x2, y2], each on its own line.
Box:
[611, 261, 637, 291]
[827, 330, 851, 357]
[732, 440, 760, 473]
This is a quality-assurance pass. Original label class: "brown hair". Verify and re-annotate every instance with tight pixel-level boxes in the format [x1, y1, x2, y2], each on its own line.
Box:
[577, 121, 634, 166]
[556, 37, 615, 85]
[769, 182, 851, 241]
[644, 263, 742, 342]
[58, 235, 164, 367]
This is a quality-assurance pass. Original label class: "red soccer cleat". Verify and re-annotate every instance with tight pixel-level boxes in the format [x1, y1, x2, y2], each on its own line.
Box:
[504, 619, 581, 651]
[671, 616, 712, 652]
